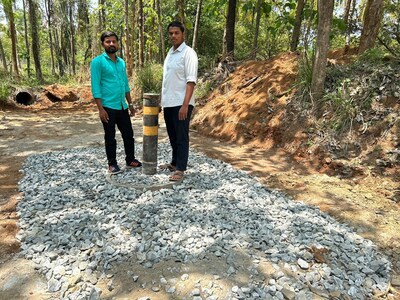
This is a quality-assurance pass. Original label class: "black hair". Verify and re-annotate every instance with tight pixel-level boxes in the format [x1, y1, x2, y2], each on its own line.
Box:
[167, 21, 185, 33]
[100, 31, 119, 43]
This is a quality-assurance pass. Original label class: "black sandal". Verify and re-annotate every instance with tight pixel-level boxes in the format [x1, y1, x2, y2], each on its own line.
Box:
[126, 159, 142, 168]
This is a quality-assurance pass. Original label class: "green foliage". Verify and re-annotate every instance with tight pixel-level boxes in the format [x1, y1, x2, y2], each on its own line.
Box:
[195, 79, 212, 100]
[379, 0, 400, 58]
[295, 51, 313, 99]
[134, 63, 163, 95]
[0, 70, 11, 106]
[357, 47, 391, 63]
[321, 82, 357, 132]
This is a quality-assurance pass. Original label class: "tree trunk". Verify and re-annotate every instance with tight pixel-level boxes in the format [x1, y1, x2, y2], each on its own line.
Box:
[344, 0, 356, 52]
[138, 0, 144, 68]
[176, 0, 186, 39]
[252, 0, 262, 59]
[44, 0, 55, 75]
[311, 0, 334, 100]
[225, 0, 237, 57]
[54, 28, 64, 77]
[156, 0, 165, 61]
[99, 0, 106, 29]
[343, 0, 351, 26]
[28, 0, 43, 82]
[192, 0, 202, 51]
[0, 38, 7, 71]
[130, 0, 136, 69]
[78, 0, 92, 62]
[69, 5, 76, 75]
[124, 0, 131, 75]
[358, 0, 384, 53]
[290, 0, 306, 52]
[22, 0, 31, 77]
[2, 0, 19, 77]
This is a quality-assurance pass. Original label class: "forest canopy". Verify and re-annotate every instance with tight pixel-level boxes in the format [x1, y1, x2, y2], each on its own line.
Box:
[0, 0, 398, 99]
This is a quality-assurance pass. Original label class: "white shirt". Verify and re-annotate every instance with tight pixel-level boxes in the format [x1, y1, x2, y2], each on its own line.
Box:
[161, 42, 198, 108]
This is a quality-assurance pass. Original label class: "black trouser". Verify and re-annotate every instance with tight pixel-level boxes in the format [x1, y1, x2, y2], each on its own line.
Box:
[102, 107, 135, 166]
[163, 105, 194, 171]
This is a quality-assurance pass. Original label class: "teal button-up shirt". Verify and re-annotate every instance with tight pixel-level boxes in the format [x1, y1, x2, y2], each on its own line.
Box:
[90, 52, 131, 110]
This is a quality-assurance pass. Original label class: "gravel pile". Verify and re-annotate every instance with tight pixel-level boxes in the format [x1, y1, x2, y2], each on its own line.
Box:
[17, 144, 391, 299]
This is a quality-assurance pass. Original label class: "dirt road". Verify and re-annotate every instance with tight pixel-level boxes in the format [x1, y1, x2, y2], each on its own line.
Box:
[0, 104, 399, 299]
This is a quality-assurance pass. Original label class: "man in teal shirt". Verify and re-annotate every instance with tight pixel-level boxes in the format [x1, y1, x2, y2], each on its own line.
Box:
[91, 31, 141, 174]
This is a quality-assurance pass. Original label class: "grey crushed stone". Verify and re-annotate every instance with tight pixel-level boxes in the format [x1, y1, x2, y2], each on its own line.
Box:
[17, 143, 392, 299]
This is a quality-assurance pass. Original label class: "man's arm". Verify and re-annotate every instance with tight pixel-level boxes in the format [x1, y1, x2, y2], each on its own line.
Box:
[179, 49, 198, 120]
[179, 82, 195, 120]
[126, 92, 135, 116]
[91, 59, 109, 123]
[94, 98, 109, 123]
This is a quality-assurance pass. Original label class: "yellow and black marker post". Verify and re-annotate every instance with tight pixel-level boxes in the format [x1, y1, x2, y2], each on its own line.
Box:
[142, 93, 160, 175]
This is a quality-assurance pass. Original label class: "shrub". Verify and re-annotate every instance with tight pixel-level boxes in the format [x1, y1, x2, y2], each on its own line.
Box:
[134, 63, 163, 95]
[295, 51, 313, 103]
[0, 70, 11, 107]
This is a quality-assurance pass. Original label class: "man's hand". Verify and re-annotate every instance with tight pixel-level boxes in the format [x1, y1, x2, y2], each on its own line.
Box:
[129, 105, 135, 117]
[99, 108, 109, 123]
[179, 105, 188, 120]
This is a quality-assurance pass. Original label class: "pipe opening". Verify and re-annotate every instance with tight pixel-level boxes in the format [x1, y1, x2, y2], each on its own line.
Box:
[16, 92, 34, 106]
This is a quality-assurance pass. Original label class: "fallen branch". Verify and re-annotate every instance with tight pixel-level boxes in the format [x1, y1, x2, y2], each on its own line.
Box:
[237, 76, 260, 90]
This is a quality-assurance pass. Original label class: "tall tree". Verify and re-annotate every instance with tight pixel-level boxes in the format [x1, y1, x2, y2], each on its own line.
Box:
[311, 0, 334, 100]
[225, 0, 237, 57]
[1, 0, 19, 77]
[124, 0, 131, 75]
[22, 0, 31, 77]
[28, 0, 43, 82]
[69, 4, 76, 75]
[343, 0, 352, 27]
[176, 0, 186, 39]
[0, 37, 7, 71]
[290, 0, 306, 52]
[343, 0, 356, 52]
[77, 0, 91, 62]
[130, 0, 136, 69]
[156, 0, 165, 60]
[192, 0, 202, 51]
[252, 0, 262, 58]
[358, 0, 384, 53]
[138, 0, 144, 68]
[53, 26, 64, 77]
[99, 0, 106, 30]
[44, 0, 55, 75]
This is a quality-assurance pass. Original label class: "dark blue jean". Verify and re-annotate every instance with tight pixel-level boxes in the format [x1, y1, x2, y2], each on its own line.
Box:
[163, 105, 194, 171]
[102, 107, 135, 166]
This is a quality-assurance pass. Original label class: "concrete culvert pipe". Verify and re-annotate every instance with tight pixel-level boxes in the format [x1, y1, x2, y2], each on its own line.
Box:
[15, 91, 34, 105]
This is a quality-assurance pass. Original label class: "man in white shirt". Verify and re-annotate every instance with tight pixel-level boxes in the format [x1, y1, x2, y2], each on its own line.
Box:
[161, 21, 198, 181]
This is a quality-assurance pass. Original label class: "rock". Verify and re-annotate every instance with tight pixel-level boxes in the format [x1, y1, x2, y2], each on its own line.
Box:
[181, 274, 189, 281]
[391, 275, 400, 287]
[48, 278, 62, 292]
[281, 287, 295, 300]
[297, 258, 309, 270]
[191, 288, 201, 296]
[107, 279, 114, 291]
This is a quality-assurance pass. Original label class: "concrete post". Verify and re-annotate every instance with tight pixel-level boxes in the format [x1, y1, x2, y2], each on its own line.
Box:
[142, 93, 160, 175]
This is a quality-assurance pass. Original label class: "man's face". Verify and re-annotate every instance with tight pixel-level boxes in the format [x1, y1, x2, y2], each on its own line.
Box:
[102, 36, 119, 54]
[168, 26, 184, 49]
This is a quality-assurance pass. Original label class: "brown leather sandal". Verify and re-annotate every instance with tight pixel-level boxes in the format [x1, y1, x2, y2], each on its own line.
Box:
[169, 170, 184, 181]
